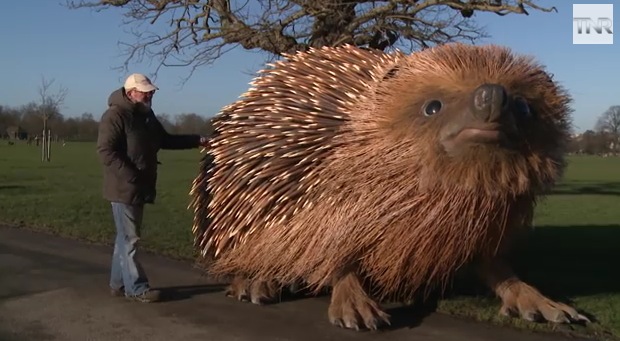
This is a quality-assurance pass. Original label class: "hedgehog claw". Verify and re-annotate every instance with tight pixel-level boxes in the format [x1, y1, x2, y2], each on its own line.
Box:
[225, 275, 280, 305]
[224, 285, 249, 301]
[481, 260, 590, 325]
[496, 280, 590, 324]
[328, 272, 390, 331]
[328, 295, 390, 331]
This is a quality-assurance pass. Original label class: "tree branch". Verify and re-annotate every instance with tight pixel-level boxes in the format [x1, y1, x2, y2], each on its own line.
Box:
[38, 76, 68, 122]
[65, 0, 559, 83]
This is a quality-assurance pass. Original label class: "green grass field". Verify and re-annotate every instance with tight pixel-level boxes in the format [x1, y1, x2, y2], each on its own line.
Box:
[1, 141, 619, 340]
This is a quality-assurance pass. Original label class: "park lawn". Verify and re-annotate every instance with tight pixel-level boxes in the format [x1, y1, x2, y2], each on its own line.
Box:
[1, 141, 619, 340]
[0, 141, 202, 259]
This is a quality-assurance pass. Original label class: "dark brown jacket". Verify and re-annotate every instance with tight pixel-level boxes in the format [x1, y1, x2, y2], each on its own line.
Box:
[96, 88, 201, 205]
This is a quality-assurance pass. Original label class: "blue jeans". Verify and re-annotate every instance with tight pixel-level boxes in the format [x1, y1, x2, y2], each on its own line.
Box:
[109, 202, 150, 296]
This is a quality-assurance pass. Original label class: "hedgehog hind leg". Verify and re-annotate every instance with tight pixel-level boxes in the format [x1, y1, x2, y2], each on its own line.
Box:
[225, 274, 281, 305]
[328, 272, 391, 331]
[478, 259, 590, 324]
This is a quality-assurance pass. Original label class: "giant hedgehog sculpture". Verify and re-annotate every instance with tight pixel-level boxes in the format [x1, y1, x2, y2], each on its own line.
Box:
[189, 43, 588, 330]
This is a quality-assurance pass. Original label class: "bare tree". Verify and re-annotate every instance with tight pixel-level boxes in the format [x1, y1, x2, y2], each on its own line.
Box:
[596, 105, 620, 153]
[65, 0, 557, 81]
[596, 105, 620, 135]
[38, 76, 68, 161]
[39, 76, 68, 129]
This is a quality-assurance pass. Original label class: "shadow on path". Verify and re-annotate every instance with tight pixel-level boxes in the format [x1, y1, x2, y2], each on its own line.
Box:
[156, 284, 227, 302]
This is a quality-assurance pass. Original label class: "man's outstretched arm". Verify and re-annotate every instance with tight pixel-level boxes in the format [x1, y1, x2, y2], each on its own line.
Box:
[154, 114, 207, 150]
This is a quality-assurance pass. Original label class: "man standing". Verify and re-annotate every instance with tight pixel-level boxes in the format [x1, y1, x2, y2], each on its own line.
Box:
[96, 73, 208, 302]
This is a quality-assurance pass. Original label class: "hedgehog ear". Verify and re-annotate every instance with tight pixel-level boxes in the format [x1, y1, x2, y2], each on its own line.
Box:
[533, 69, 556, 88]
[381, 65, 400, 81]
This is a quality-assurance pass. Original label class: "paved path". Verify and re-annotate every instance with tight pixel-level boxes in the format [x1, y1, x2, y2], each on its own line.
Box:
[0, 226, 595, 341]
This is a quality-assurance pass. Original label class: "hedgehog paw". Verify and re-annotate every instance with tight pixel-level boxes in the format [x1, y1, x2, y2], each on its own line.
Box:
[225, 275, 279, 305]
[497, 280, 590, 324]
[328, 273, 390, 331]
[480, 260, 589, 324]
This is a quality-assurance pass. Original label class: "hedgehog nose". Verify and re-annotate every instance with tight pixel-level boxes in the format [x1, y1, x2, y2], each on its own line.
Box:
[471, 83, 507, 122]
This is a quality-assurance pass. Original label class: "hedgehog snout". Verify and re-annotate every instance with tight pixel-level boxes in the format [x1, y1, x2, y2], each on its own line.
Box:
[471, 83, 508, 123]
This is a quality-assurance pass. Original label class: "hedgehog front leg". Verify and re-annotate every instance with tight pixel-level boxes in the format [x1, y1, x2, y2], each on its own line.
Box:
[478, 259, 590, 324]
[225, 274, 280, 305]
[328, 271, 390, 330]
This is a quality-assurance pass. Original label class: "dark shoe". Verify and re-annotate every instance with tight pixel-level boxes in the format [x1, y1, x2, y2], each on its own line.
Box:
[110, 287, 125, 297]
[126, 289, 161, 303]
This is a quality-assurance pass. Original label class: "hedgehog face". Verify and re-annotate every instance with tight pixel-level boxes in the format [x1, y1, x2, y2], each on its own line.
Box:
[371, 44, 572, 193]
[434, 83, 536, 156]
[378, 44, 571, 162]
[380, 80, 550, 159]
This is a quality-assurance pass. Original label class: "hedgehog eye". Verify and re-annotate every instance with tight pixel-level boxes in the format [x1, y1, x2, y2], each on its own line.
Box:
[423, 100, 442, 117]
[383, 66, 400, 80]
[514, 97, 532, 118]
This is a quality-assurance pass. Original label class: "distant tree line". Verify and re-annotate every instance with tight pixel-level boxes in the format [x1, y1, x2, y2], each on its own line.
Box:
[0, 102, 214, 143]
[568, 105, 620, 156]
[2, 99, 619, 156]
[568, 130, 617, 156]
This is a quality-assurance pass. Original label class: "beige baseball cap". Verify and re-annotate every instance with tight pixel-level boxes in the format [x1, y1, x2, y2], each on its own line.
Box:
[123, 73, 159, 92]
